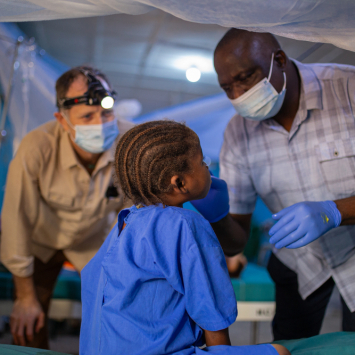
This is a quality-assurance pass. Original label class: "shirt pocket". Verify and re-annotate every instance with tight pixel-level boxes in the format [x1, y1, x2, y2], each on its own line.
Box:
[315, 139, 355, 199]
[46, 191, 75, 210]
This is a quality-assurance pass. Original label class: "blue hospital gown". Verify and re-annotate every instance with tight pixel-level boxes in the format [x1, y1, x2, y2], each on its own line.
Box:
[80, 205, 277, 355]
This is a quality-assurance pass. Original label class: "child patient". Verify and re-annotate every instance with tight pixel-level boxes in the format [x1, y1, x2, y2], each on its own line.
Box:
[79, 121, 290, 355]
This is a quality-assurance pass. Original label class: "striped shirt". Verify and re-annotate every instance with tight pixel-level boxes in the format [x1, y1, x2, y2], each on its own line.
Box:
[220, 59, 355, 311]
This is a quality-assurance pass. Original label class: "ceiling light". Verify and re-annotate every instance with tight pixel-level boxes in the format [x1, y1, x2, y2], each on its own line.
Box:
[174, 56, 214, 73]
[186, 67, 201, 82]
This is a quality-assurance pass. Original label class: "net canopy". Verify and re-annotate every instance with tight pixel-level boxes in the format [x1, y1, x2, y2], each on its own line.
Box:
[0, 0, 354, 52]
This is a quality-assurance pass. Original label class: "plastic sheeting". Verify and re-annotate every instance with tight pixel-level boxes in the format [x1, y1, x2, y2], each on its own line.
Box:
[0, 23, 68, 151]
[1, 0, 355, 52]
[0, 20, 235, 160]
[0, 21, 233, 179]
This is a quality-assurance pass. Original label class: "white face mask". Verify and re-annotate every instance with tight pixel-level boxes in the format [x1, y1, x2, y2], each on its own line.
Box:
[230, 53, 287, 121]
[63, 114, 119, 153]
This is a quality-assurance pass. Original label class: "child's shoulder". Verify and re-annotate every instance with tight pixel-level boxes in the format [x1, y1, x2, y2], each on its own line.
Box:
[132, 205, 220, 253]
[131, 204, 213, 235]
[162, 205, 209, 225]
[164, 206, 218, 241]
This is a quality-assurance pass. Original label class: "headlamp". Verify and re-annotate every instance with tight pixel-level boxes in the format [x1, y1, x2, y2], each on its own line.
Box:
[59, 72, 116, 109]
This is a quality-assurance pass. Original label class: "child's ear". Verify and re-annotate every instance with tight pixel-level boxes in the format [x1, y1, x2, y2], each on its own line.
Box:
[170, 175, 188, 194]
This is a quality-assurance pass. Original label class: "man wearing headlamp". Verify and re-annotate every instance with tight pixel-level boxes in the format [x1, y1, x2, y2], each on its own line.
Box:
[190, 29, 355, 340]
[1, 66, 133, 348]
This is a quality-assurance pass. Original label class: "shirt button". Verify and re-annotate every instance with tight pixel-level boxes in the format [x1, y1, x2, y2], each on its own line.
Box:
[334, 150, 338, 156]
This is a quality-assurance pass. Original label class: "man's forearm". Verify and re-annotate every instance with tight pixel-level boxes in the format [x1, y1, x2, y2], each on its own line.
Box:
[13, 275, 37, 301]
[211, 214, 249, 256]
[335, 196, 355, 225]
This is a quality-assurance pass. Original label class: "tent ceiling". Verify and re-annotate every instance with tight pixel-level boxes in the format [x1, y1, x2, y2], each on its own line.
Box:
[16, 10, 355, 115]
[2, 0, 355, 52]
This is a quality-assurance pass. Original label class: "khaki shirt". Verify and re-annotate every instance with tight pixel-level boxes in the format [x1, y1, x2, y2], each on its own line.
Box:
[1, 119, 134, 277]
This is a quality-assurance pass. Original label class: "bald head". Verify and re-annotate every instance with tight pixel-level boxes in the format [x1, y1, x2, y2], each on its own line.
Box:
[214, 28, 281, 60]
[214, 28, 288, 101]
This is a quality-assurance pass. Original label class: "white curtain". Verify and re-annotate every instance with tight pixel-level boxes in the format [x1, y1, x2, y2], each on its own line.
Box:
[1, 0, 355, 52]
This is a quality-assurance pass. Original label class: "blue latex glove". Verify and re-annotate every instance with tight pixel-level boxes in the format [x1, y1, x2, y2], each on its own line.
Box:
[190, 175, 230, 223]
[269, 201, 342, 249]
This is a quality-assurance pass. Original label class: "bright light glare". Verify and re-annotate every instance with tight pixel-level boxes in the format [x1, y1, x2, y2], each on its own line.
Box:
[186, 68, 201, 82]
[174, 56, 213, 72]
[101, 96, 115, 109]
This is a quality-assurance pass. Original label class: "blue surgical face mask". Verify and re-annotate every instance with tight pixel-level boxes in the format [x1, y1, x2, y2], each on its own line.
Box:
[64, 115, 119, 153]
[230, 53, 287, 121]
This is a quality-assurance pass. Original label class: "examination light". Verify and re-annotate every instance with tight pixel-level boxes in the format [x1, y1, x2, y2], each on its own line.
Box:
[186, 67, 201, 82]
[101, 96, 115, 109]
[59, 72, 116, 109]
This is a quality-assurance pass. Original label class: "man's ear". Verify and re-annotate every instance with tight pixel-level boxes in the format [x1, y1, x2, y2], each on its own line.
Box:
[170, 175, 188, 194]
[274, 49, 287, 70]
[54, 111, 69, 132]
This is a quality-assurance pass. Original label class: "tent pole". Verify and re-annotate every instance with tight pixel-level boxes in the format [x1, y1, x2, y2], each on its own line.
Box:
[0, 36, 23, 151]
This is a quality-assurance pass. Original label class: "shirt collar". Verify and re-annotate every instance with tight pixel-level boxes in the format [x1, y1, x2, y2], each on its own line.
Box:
[291, 59, 323, 111]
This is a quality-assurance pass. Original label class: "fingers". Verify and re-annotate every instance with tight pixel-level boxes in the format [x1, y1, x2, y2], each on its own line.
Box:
[11, 316, 27, 346]
[10, 316, 19, 345]
[11, 311, 44, 346]
[269, 213, 296, 237]
[25, 316, 35, 343]
[269, 220, 299, 245]
[275, 230, 306, 249]
[210, 176, 227, 191]
[35, 312, 45, 333]
[271, 204, 297, 221]
[286, 234, 311, 249]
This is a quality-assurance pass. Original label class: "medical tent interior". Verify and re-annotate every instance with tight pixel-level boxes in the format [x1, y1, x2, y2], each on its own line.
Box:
[0, 0, 355, 353]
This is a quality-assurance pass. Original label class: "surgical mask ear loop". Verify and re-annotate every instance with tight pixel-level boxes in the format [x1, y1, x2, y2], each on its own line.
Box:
[267, 52, 275, 82]
[268, 52, 286, 92]
[61, 111, 76, 141]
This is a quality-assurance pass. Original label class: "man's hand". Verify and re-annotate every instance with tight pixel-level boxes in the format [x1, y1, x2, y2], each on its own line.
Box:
[269, 201, 342, 249]
[11, 295, 45, 346]
[11, 296, 45, 346]
[11, 275, 45, 346]
[225, 253, 247, 278]
[190, 176, 230, 223]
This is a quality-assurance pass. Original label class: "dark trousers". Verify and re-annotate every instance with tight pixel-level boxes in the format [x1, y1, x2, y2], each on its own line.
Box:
[14, 251, 67, 349]
[267, 252, 355, 341]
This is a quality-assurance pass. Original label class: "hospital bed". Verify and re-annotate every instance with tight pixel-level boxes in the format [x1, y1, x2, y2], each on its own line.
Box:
[0, 263, 274, 318]
[1, 264, 355, 354]
[0, 332, 355, 354]
[0, 262, 274, 344]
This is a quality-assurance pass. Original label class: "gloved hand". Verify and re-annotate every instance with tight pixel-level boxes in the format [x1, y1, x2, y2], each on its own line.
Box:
[269, 201, 342, 249]
[190, 175, 230, 223]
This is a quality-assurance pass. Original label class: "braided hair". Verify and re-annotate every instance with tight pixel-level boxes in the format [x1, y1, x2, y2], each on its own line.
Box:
[115, 120, 200, 206]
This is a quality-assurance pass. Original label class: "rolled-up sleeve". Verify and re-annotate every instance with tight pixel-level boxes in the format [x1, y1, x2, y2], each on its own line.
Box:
[219, 117, 257, 214]
[1, 134, 43, 277]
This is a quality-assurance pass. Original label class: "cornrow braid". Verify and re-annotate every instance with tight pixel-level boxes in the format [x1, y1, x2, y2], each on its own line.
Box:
[115, 120, 200, 206]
